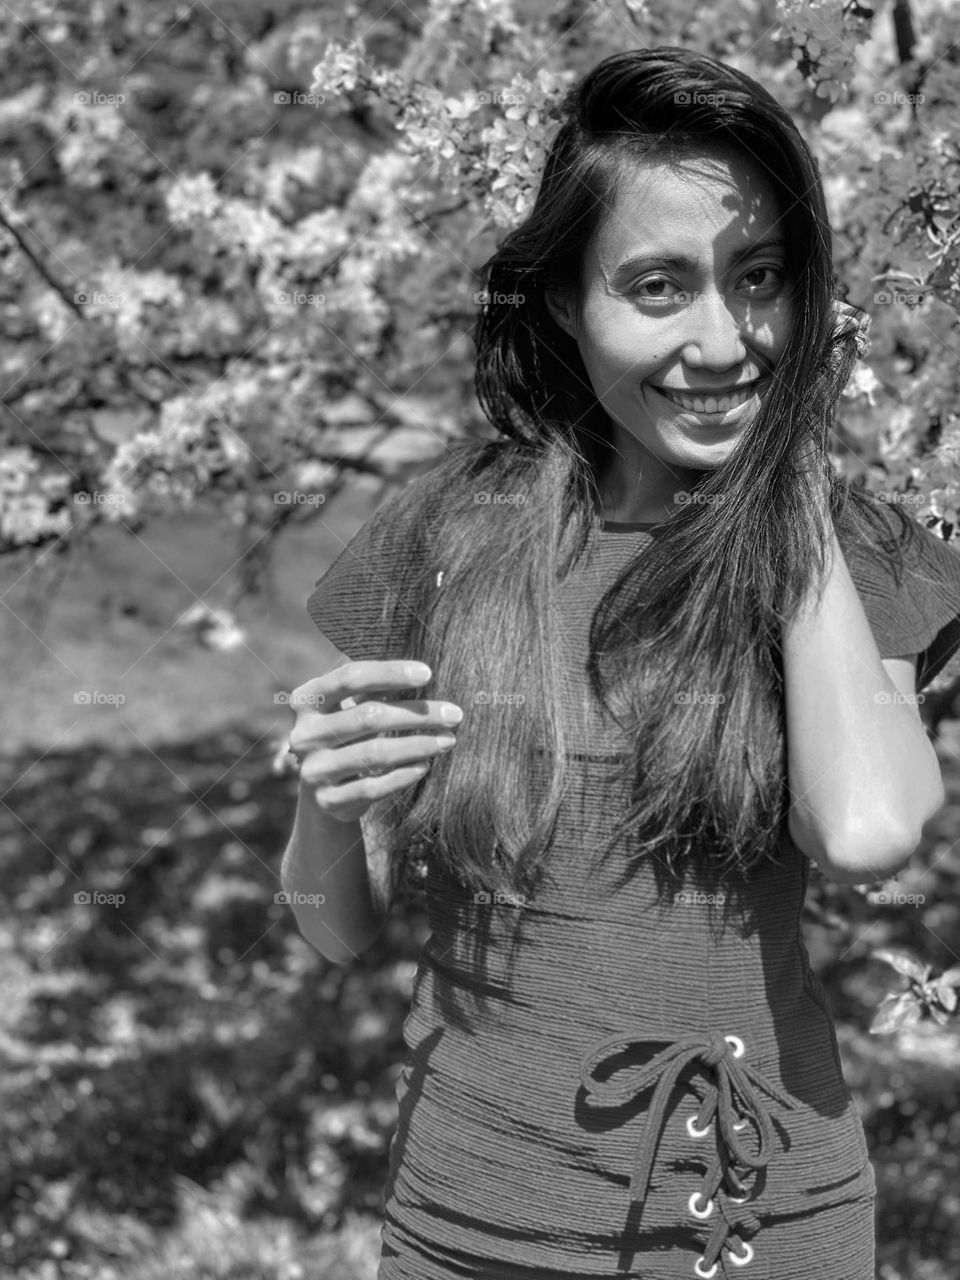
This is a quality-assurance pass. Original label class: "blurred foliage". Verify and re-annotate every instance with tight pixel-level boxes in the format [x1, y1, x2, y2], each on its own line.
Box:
[0, 735, 432, 1278]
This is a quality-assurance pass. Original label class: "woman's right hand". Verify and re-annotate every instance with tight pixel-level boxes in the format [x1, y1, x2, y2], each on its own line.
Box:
[287, 659, 463, 822]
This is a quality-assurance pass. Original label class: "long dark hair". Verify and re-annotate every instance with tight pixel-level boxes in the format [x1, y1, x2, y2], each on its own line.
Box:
[359, 46, 916, 914]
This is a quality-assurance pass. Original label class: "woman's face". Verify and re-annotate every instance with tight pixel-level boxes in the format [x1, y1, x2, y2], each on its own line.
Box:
[545, 148, 795, 515]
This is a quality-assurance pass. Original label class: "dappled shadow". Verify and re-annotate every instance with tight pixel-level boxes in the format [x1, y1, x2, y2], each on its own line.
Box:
[0, 730, 430, 1272]
[1, 728, 959, 1277]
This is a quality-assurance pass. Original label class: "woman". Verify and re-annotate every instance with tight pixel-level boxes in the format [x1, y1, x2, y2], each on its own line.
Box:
[290, 46, 960, 1280]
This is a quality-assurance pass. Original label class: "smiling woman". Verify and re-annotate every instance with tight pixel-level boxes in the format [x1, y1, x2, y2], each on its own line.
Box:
[543, 148, 793, 519]
[295, 43, 960, 1280]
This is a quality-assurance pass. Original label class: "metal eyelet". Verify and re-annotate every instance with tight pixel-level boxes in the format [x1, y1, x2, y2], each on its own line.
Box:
[687, 1114, 712, 1138]
[727, 1191, 750, 1205]
[732, 1118, 748, 1132]
[694, 1258, 719, 1278]
[688, 1190, 715, 1219]
[725, 1034, 745, 1058]
[727, 1240, 755, 1266]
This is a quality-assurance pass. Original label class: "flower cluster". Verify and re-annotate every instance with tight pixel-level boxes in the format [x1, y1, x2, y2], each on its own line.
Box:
[774, 0, 872, 104]
[310, 41, 367, 97]
[103, 390, 255, 515]
[0, 448, 72, 549]
[5, 0, 960, 585]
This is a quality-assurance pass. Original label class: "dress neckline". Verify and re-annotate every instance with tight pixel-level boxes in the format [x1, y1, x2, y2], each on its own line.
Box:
[600, 519, 658, 533]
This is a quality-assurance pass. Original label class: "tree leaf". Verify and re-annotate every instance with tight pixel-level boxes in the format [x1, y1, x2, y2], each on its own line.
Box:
[929, 1002, 953, 1026]
[934, 981, 958, 1012]
[872, 948, 929, 983]
[870, 992, 923, 1034]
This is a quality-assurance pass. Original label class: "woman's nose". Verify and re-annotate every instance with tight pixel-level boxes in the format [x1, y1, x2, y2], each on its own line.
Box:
[679, 289, 748, 367]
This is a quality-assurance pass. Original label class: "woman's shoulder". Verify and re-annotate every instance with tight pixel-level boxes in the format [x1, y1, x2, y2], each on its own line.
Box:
[835, 488, 960, 582]
[305, 441, 516, 659]
[380, 440, 524, 526]
[834, 488, 960, 688]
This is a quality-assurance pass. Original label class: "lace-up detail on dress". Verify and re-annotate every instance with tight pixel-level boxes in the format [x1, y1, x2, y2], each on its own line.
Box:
[581, 1028, 798, 1276]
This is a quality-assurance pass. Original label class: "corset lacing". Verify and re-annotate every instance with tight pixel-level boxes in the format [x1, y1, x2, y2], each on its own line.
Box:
[580, 1028, 798, 1276]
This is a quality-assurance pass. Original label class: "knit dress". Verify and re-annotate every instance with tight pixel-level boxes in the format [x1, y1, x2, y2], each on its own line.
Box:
[306, 475, 960, 1280]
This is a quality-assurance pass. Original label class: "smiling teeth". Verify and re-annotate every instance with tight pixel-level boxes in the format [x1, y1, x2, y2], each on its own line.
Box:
[659, 382, 758, 414]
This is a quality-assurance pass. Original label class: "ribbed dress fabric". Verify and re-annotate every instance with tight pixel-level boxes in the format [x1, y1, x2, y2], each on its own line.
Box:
[306, 482, 960, 1280]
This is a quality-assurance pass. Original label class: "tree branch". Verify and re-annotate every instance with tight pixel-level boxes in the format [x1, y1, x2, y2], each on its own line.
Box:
[0, 202, 86, 318]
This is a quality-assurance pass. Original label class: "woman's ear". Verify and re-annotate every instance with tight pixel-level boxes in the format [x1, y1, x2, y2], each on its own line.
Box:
[543, 286, 578, 340]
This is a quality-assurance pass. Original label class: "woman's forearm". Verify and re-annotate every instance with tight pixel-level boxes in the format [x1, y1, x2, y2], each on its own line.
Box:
[782, 516, 944, 883]
[280, 780, 388, 965]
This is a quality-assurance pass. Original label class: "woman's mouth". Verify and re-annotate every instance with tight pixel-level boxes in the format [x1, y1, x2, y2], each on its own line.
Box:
[652, 378, 765, 421]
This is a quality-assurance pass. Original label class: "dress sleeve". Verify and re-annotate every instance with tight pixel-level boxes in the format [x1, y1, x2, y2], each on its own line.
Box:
[838, 498, 960, 691]
[305, 475, 437, 663]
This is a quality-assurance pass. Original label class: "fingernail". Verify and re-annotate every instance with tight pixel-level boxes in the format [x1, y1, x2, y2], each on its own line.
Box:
[440, 705, 463, 724]
[406, 662, 432, 681]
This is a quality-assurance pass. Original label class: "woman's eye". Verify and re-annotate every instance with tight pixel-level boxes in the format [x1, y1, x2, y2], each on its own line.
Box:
[628, 278, 684, 300]
[741, 266, 785, 291]
[628, 267, 785, 301]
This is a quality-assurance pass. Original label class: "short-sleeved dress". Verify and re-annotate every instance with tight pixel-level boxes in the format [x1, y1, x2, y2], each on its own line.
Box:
[306, 478, 960, 1280]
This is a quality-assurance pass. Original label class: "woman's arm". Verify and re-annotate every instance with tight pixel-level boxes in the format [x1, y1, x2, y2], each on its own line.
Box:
[281, 779, 389, 965]
[783, 512, 946, 885]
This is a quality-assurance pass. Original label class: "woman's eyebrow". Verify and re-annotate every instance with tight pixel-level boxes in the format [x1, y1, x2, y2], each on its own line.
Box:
[610, 236, 788, 280]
